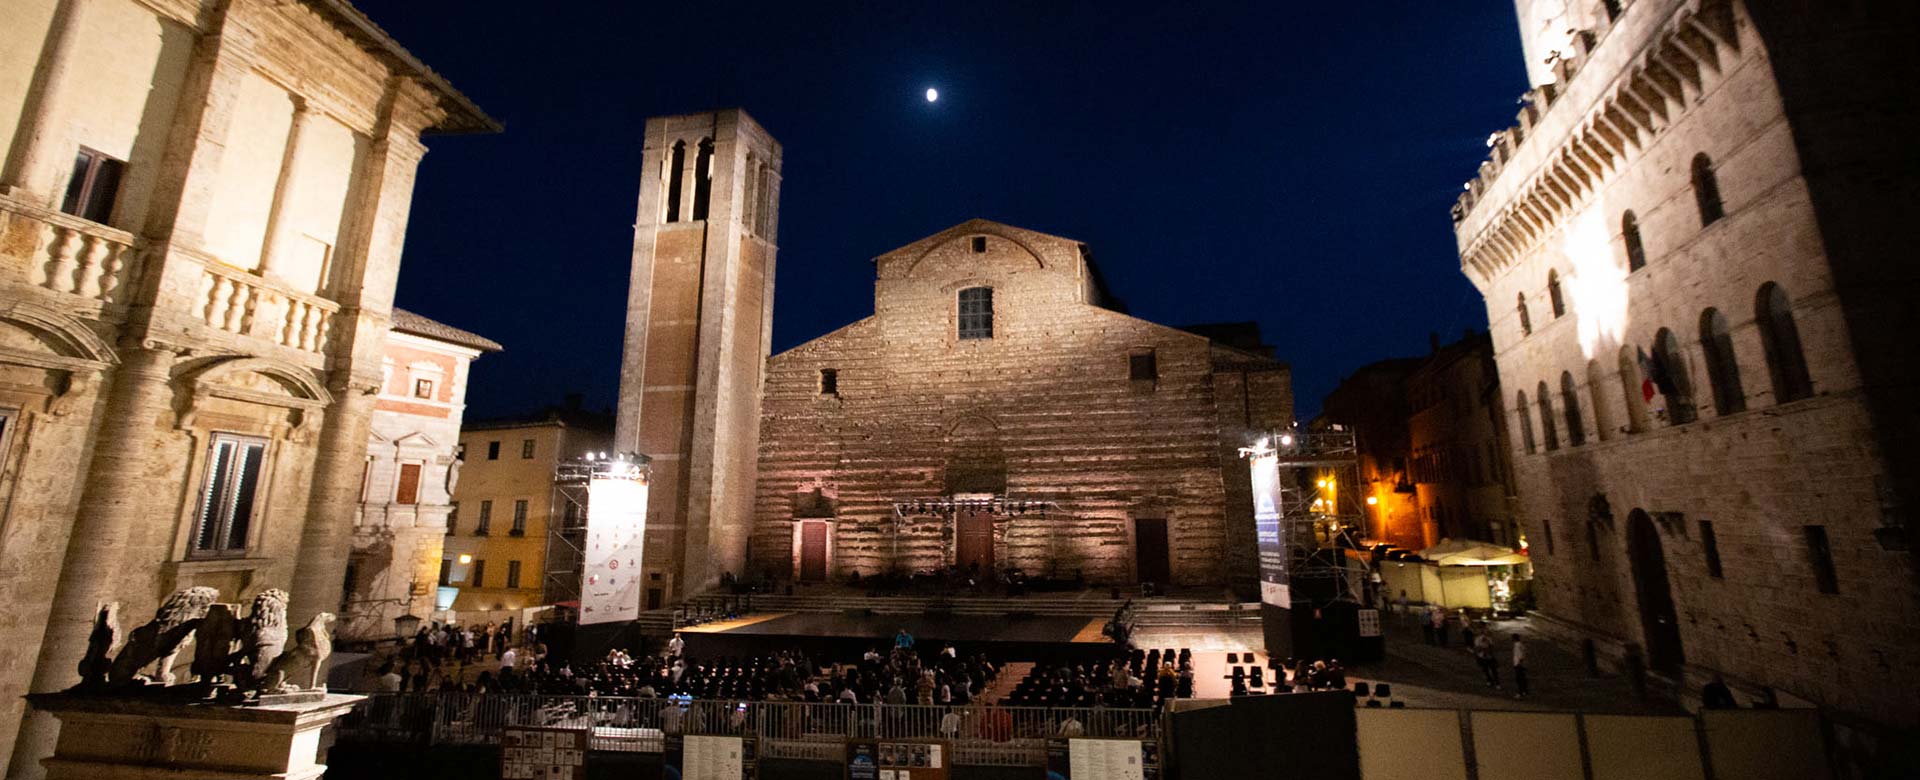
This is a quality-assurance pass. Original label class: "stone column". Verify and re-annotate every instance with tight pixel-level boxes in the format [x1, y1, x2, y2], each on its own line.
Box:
[679, 139, 702, 221]
[256, 99, 315, 282]
[286, 82, 435, 623]
[0, 0, 90, 204]
[8, 346, 179, 779]
[286, 376, 378, 624]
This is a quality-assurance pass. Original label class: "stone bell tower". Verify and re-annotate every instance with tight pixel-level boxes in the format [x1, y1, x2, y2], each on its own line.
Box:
[614, 109, 781, 605]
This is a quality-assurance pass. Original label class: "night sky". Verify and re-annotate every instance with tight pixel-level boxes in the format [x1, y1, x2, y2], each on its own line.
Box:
[358, 1, 1531, 422]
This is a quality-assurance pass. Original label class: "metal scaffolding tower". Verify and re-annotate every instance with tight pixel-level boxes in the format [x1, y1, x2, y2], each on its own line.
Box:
[1270, 427, 1368, 608]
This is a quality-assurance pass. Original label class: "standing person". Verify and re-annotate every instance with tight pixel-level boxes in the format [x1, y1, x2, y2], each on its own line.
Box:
[1396, 590, 1410, 621]
[1511, 635, 1530, 698]
[1431, 606, 1450, 647]
[667, 632, 686, 660]
[1473, 631, 1501, 689]
[894, 627, 915, 651]
[499, 645, 518, 672]
[1701, 675, 1736, 709]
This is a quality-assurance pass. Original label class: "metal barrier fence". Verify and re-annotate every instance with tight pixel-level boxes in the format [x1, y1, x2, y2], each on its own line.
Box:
[339, 693, 1158, 766]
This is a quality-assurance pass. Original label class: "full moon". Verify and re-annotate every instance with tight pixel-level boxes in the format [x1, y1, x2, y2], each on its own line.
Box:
[925, 88, 939, 103]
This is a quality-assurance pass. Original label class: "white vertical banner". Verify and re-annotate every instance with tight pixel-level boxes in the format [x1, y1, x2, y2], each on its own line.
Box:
[581, 475, 648, 625]
[1251, 451, 1290, 608]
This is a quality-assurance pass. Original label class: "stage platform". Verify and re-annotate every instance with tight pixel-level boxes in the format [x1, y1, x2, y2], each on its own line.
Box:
[676, 610, 1120, 664]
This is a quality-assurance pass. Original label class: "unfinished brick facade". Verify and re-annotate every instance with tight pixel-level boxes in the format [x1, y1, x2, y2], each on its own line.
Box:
[1458, 0, 1918, 727]
[750, 221, 1290, 591]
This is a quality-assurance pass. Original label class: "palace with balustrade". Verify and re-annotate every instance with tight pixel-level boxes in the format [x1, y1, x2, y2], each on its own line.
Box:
[0, 0, 495, 776]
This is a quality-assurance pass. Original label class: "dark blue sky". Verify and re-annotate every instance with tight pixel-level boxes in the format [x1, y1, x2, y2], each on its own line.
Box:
[361, 1, 1529, 421]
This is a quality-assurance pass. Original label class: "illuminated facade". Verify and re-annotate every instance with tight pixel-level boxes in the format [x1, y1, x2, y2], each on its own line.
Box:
[1457, 0, 1918, 726]
[1405, 332, 1518, 548]
[445, 407, 611, 622]
[0, 0, 493, 774]
[341, 310, 500, 643]
[750, 220, 1291, 590]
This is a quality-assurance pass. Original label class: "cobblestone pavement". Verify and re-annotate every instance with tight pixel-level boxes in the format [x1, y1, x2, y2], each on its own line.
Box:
[1343, 612, 1685, 714]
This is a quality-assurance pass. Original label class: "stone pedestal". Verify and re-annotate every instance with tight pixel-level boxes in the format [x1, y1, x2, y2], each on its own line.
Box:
[26, 692, 364, 780]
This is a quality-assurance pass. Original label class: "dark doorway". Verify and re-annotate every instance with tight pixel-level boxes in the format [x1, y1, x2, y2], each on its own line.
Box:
[799, 520, 829, 582]
[1626, 510, 1685, 674]
[645, 588, 664, 611]
[956, 511, 995, 574]
[1134, 518, 1171, 585]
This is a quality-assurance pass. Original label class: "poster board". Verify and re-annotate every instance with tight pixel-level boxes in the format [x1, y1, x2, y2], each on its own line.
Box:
[852, 739, 947, 780]
[683, 735, 745, 780]
[501, 726, 589, 780]
[581, 475, 648, 624]
[1357, 608, 1381, 638]
[1046, 738, 1146, 780]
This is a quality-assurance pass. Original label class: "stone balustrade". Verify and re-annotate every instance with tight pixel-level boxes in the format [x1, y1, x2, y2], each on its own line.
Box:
[197, 260, 338, 354]
[10, 204, 143, 308]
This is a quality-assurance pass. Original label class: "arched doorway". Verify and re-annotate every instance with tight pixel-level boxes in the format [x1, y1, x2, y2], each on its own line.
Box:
[1626, 510, 1684, 674]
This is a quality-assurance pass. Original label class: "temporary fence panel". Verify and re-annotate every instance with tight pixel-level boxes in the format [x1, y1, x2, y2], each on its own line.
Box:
[1702, 710, 1831, 780]
[1469, 711, 1582, 780]
[338, 694, 1157, 769]
[1356, 708, 1469, 780]
[1582, 714, 1704, 780]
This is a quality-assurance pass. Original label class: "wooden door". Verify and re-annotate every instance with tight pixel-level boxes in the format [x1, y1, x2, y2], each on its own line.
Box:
[955, 511, 995, 573]
[1134, 518, 1171, 585]
[799, 521, 829, 581]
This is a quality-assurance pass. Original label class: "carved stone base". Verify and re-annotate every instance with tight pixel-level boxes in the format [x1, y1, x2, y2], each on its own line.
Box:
[26, 691, 363, 780]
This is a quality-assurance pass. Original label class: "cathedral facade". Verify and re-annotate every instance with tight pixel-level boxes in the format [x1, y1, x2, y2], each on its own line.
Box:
[750, 221, 1290, 590]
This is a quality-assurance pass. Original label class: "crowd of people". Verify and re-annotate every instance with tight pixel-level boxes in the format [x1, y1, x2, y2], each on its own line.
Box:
[375, 625, 1010, 709]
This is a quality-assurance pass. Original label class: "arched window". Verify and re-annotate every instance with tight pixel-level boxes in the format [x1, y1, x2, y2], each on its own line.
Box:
[1623, 211, 1647, 271]
[664, 140, 687, 223]
[1653, 328, 1697, 424]
[1516, 391, 1537, 454]
[1618, 345, 1650, 434]
[1537, 381, 1560, 451]
[1517, 293, 1532, 336]
[957, 287, 994, 340]
[1548, 270, 1566, 318]
[1756, 282, 1812, 403]
[690, 137, 715, 220]
[1561, 371, 1586, 446]
[1692, 153, 1724, 226]
[1699, 308, 1745, 415]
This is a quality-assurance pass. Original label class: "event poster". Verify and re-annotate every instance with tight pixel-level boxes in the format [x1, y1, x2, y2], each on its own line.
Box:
[1250, 450, 1290, 608]
[581, 475, 648, 625]
[1048, 739, 1146, 780]
[683, 735, 744, 780]
[500, 726, 588, 780]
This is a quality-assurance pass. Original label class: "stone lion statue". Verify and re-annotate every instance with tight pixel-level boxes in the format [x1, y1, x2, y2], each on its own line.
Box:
[190, 603, 238, 686]
[72, 603, 119, 691]
[233, 589, 289, 687]
[109, 586, 219, 687]
[260, 612, 334, 693]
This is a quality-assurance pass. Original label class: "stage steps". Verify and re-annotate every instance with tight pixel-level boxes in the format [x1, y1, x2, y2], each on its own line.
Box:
[727, 593, 1261, 627]
[978, 661, 1034, 704]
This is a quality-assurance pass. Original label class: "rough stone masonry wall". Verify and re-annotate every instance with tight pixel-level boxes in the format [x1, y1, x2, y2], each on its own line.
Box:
[1461, 1, 1918, 727]
[750, 223, 1286, 586]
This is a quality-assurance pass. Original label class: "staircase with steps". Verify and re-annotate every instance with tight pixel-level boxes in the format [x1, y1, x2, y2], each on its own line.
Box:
[632, 591, 1260, 639]
[731, 592, 1259, 625]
